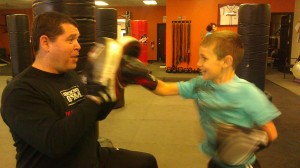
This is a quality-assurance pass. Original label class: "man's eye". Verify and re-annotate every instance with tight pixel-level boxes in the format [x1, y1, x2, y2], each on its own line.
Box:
[68, 38, 75, 43]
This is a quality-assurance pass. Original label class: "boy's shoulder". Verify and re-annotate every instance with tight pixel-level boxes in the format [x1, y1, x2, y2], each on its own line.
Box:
[191, 75, 258, 92]
[229, 77, 268, 101]
[230, 75, 255, 87]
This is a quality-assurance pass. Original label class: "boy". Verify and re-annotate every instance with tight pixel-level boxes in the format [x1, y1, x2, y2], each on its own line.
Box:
[118, 31, 281, 168]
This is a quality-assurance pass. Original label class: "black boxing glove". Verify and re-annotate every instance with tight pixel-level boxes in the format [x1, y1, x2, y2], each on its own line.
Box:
[117, 36, 158, 91]
[84, 37, 123, 103]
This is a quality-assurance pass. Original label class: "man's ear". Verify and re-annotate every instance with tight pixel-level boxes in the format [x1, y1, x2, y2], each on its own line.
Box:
[223, 55, 233, 68]
[40, 35, 50, 52]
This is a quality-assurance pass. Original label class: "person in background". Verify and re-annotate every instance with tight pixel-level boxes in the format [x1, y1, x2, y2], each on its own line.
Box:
[118, 30, 281, 168]
[1, 11, 157, 168]
[206, 22, 218, 37]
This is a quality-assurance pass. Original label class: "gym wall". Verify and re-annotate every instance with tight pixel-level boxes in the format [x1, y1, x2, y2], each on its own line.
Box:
[0, 0, 296, 66]
[291, 0, 300, 60]
[166, 0, 295, 69]
[0, 6, 166, 62]
[113, 6, 166, 61]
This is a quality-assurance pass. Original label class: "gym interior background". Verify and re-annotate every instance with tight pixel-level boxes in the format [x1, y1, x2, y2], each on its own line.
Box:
[0, 0, 300, 168]
[0, 0, 300, 69]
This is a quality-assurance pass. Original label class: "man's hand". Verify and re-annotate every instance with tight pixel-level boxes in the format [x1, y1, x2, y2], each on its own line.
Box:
[84, 37, 122, 103]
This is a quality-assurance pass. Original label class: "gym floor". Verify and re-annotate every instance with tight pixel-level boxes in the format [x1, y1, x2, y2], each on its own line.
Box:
[0, 62, 299, 168]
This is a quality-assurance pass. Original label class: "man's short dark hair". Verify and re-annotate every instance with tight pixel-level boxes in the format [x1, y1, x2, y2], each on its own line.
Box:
[32, 11, 78, 52]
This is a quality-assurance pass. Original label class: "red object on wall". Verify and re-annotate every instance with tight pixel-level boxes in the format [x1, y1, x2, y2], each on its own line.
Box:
[130, 20, 148, 64]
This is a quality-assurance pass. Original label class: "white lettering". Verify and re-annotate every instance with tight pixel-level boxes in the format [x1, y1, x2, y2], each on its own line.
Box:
[60, 86, 84, 105]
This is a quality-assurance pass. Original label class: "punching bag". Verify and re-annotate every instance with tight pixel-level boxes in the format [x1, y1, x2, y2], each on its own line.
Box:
[95, 8, 117, 40]
[131, 20, 148, 65]
[6, 14, 33, 77]
[32, 0, 96, 72]
[237, 4, 271, 91]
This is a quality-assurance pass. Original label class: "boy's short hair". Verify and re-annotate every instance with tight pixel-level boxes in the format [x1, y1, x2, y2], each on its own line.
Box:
[32, 11, 78, 52]
[201, 30, 244, 69]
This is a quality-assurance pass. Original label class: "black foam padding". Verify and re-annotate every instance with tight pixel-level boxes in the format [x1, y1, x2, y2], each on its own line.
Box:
[6, 14, 33, 77]
[95, 8, 118, 40]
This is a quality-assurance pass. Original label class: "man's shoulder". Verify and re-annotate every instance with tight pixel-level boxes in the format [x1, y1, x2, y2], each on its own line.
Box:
[3, 71, 35, 98]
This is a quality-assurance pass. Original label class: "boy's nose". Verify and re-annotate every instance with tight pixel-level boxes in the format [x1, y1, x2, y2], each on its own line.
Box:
[197, 60, 202, 67]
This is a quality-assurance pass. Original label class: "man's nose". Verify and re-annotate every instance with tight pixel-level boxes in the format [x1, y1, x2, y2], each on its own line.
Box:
[75, 40, 81, 50]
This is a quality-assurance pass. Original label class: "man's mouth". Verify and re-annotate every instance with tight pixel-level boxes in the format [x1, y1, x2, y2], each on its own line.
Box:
[71, 56, 78, 62]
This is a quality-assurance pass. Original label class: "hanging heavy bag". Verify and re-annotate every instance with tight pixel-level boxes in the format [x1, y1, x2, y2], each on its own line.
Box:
[6, 14, 33, 77]
[236, 3, 271, 91]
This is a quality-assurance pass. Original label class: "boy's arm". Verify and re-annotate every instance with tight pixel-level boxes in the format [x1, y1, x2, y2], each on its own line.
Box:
[153, 80, 179, 96]
[118, 59, 180, 96]
[117, 36, 180, 96]
[260, 121, 278, 142]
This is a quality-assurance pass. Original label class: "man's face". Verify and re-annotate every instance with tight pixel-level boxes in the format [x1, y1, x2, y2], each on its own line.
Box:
[197, 45, 225, 82]
[47, 23, 81, 73]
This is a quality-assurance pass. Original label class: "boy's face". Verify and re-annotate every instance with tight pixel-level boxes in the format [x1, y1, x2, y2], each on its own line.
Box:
[197, 45, 226, 82]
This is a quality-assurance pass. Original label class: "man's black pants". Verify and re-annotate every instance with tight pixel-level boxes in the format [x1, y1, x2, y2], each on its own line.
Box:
[99, 147, 158, 168]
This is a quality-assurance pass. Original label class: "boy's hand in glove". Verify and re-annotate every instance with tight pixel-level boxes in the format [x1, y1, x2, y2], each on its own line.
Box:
[117, 36, 158, 91]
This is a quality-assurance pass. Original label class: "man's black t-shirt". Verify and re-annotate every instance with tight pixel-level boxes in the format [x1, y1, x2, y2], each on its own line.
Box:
[1, 66, 106, 168]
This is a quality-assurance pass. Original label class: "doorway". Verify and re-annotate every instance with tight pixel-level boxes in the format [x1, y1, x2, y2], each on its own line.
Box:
[269, 12, 294, 72]
[157, 23, 166, 63]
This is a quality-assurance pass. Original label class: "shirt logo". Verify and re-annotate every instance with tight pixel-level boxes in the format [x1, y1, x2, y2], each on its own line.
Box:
[60, 86, 84, 106]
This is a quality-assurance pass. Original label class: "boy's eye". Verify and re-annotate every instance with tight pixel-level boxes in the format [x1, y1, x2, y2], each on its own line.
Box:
[201, 56, 207, 61]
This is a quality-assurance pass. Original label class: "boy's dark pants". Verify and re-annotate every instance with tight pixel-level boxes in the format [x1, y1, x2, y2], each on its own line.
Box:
[208, 159, 261, 168]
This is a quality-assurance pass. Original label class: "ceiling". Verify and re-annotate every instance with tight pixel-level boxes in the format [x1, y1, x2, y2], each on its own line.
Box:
[0, 0, 166, 9]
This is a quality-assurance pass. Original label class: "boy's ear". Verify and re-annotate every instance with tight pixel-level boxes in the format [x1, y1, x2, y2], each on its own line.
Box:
[223, 55, 233, 68]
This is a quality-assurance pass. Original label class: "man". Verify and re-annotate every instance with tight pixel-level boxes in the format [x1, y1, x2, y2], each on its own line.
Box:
[1, 11, 157, 168]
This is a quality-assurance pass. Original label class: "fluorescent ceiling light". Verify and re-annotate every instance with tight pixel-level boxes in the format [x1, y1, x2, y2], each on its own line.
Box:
[95, 1, 109, 6]
[143, 0, 157, 5]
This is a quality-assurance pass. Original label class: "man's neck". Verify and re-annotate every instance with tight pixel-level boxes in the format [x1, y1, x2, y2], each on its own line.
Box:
[32, 56, 59, 74]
